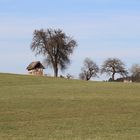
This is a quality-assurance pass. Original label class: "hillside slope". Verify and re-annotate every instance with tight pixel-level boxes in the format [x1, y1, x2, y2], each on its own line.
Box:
[0, 73, 140, 140]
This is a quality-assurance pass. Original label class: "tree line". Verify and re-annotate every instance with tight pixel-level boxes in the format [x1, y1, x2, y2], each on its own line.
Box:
[79, 57, 140, 82]
[30, 28, 140, 82]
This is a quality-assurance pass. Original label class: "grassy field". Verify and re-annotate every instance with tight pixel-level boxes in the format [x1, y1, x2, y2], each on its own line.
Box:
[0, 73, 140, 140]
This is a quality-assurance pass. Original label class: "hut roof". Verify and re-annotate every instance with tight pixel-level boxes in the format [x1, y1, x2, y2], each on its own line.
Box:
[27, 61, 45, 70]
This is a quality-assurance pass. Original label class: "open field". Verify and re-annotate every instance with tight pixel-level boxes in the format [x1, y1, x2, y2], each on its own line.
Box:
[0, 73, 140, 140]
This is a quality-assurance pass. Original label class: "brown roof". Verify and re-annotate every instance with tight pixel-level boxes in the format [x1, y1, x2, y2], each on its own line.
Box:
[27, 61, 45, 70]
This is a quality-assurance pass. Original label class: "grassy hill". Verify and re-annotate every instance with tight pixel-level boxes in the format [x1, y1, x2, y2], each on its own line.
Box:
[0, 73, 140, 140]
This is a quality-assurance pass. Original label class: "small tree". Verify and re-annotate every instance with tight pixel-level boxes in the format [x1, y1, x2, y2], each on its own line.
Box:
[31, 28, 77, 77]
[66, 73, 73, 79]
[101, 58, 128, 81]
[79, 58, 99, 81]
[131, 64, 140, 82]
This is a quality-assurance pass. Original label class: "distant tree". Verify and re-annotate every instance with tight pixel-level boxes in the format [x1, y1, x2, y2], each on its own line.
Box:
[31, 28, 77, 77]
[79, 58, 99, 81]
[101, 58, 128, 81]
[66, 73, 73, 79]
[130, 64, 140, 82]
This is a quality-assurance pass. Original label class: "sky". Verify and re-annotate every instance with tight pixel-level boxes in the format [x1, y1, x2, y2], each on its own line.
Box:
[0, 0, 140, 80]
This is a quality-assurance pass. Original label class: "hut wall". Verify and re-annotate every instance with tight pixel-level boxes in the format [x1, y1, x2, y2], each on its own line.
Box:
[28, 68, 44, 76]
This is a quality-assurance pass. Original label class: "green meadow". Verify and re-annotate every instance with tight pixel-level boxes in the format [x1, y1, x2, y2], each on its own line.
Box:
[0, 73, 140, 140]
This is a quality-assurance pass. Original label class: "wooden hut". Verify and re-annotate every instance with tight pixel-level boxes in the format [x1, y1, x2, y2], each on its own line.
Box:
[26, 61, 45, 76]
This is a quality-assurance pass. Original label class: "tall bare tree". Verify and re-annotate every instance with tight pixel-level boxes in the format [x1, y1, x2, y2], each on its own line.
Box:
[79, 58, 99, 81]
[31, 28, 77, 77]
[101, 58, 128, 81]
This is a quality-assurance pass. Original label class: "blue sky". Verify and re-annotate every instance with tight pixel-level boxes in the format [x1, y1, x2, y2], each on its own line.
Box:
[0, 0, 140, 80]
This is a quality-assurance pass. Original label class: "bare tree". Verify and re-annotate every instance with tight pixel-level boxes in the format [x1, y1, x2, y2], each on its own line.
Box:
[31, 28, 77, 77]
[66, 73, 73, 79]
[79, 58, 99, 81]
[101, 58, 128, 81]
[130, 64, 140, 82]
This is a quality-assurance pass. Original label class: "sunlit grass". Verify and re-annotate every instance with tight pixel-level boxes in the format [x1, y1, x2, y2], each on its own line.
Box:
[0, 73, 140, 140]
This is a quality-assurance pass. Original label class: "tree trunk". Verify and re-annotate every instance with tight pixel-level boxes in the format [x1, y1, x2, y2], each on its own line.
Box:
[54, 67, 58, 77]
[111, 67, 116, 81]
[86, 77, 89, 81]
[112, 72, 115, 81]
[85, 72, 90, 81]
